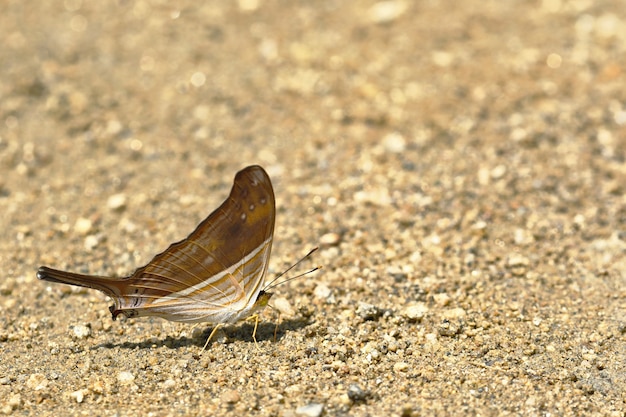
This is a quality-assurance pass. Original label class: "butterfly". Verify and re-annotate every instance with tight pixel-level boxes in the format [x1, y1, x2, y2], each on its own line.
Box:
[38, 165, 279, 348]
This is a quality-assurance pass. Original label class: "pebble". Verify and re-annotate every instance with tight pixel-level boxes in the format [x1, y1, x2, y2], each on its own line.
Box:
[163, 379, 176, 389]
[26, 373, 49, 391]
[74, 217, 93, 235]
[117, 371, 135, 384]
[432, 293, 451, 307]
[368, 1, 407, 24]
[382, 132, 406, 153]
[272, 296, 295, 316]
[386, 265, 407, 282]
[353, 187, 391, 206]
[442, 307, 467, 320]
[347, 383, 368, 402]
[70, 389, 87, 403]
[507, 254, 529, 267]
[5, 393, 21, 411]
[71, 324, 91, 339]
[221, 389, 240, 404]
[400, 302, 428, 321]
[107, 193, 127, 211]
[507, 254, 529, 276]
[319, 232, 341, 246]
[514, 228, 534, 245]
[238, 0, 260, 12]
[313, 284, 332, 300]
[295, 403, 324, 417]
[84, 234, 100, 251]
[438, 320, 461, 337]
[393, 361, 409, 372]
[356, 302, 383, 321]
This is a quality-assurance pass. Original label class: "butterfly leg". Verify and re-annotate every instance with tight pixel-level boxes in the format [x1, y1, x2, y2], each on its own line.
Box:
[201, 324, 222, 352]
[250, 314, 261, 350]
[266, 303, 281, 342]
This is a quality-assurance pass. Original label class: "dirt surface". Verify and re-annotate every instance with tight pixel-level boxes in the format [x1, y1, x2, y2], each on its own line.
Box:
[1, 1, 625, 416]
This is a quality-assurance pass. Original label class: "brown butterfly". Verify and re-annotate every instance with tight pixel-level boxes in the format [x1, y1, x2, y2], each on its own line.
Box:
[38, 165, 278, 346]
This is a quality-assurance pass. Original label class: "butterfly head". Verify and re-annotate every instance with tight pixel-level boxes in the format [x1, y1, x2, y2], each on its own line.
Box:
[254, 290, 273, 310]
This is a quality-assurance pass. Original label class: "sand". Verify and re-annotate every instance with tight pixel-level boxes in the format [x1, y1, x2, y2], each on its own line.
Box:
[0, 1, 625, 416]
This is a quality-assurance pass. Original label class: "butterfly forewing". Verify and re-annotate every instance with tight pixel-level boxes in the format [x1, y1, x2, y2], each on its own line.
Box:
[38, 165, 276, 324]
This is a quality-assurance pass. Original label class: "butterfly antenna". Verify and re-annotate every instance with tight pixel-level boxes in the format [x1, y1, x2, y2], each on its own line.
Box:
[263, 247, 321, 292]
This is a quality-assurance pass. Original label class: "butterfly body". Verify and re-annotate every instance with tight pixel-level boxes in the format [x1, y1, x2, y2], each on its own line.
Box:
[37, 165, 276, 327]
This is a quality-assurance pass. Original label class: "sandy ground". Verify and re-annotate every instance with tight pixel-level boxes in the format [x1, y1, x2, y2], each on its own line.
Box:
[1, 1, 625, 416]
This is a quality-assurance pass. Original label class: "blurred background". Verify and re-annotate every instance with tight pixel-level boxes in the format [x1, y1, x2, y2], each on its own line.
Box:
[1, 1, 625, 415]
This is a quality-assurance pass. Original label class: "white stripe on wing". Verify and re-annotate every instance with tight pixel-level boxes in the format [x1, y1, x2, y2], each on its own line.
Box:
[150, 236, 272, 305]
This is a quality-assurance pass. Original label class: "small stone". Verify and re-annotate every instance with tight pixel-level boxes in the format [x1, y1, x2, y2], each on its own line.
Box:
[507, 254, 529, 276]
[514, 228, 534, 245]
[107, 193, 127, 211]
[120, 218, 138, 233]
[438, 320, 461, 337]
[74, 217, 93, 235]
[117, 371, 135, 384]
[382, 132, 406, 153]
[221, 389, 240, 404]
[393, 361, 409, 372]
[26, 373, 49, 391]
[319, 232, 341, 246]
[70, 389, 87, 403]
[347, 384, 368, 402]
[356, 302, 383, 321]
[84, 234, 100, 251]
[432, 293, 451, 307]
[507, 254, 529, 267]
[313, 284, 332, 300]
[71, 324, 91, 339]
[368, 1, 407, 24]
[6, 393, 21, 410]
[353, 187, 391, 206]
[491, 164, 507, 179]
[238, 0, 259, 12]
[295, 403, 324, 417]
[272, 296, 296, 316]
[163, 379, 176, 389]
[442, 307, 467, 320]
[400, 302, 428, 321]
[387, 265, 407, 282]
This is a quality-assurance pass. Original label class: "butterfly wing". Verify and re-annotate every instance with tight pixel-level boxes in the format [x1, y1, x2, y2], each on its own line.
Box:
[38, 165, 276, 324]
[118, 165, 276, 322]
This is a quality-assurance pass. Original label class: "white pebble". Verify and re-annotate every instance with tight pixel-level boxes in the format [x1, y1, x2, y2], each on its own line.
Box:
[319, 232, 341, 246]
[74, 217, 92, 235]
[382, 132, 406, 153]
[71, 324, 91, 339]
[400, 302, 428, 321]
[393, 361, 409, 372]
[442, 307, 467, 320]
[313, 284, 332, 300]
[70, 389, 87, 403]
[296, 403, 324, 417]
[368, 1, 407, 24]
[84, 234, 100, 251]
[271, 296, 295, 316]
[107, 193, 127, 211]
[117, 371, 135, 384]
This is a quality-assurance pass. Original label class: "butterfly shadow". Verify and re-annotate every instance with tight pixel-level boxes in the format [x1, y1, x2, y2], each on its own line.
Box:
[94, 316, 312, 351]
